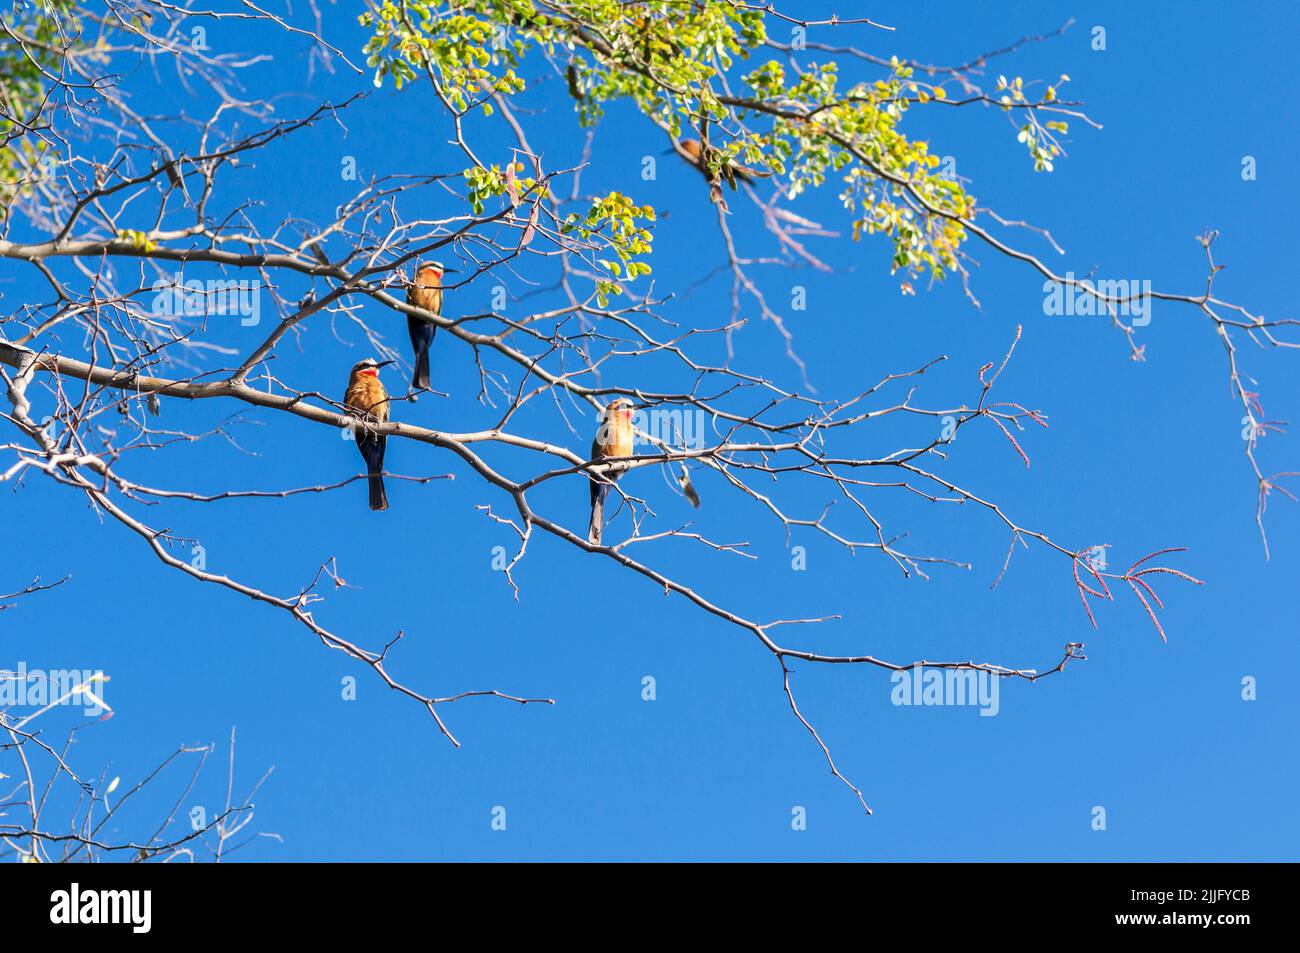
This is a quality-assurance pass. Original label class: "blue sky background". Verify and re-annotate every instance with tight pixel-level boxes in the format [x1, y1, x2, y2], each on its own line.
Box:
[4, 2, 1298, 860]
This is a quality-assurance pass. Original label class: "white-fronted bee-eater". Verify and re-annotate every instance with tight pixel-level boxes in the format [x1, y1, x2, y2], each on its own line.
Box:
[406, 261, 452, 392]
[343, 358, 394, 511]
[588, 397, 636, 544]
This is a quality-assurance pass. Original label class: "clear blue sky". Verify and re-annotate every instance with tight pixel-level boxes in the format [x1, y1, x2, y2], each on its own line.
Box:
[5, 2, 1298, 860]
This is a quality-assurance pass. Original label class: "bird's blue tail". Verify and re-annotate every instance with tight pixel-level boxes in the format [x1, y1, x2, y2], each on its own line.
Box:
[408, 315, 435, 391]
[368, 472, 388, 511]
[412, 344, 431, 391]
[588, 480, 611, 544]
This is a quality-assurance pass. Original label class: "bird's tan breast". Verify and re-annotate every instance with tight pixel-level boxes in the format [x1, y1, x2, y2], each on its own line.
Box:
[408, 283, 442, 315]
[595, 413, 634, 459]
[344, 374, 390, 422]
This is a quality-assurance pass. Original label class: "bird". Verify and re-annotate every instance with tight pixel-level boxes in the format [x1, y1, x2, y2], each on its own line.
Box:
[343, 358, 395, 511]
[677, 464, 701, 508]
[672, 138, 770, 189]
[406, 261, 450, 392]
[588, 397, 636, 545]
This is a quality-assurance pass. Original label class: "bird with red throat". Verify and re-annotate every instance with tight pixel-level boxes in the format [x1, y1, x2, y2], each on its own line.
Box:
[343, 358, 394, 511]
[406, 261, 451, 392]
[588, 398, 636, 544]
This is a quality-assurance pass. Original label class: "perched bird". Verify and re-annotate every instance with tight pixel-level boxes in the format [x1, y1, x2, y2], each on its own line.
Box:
[677, 463, 701, 508]
[672, 138, 770, 189]
[406, 261, 451, 392]
[343, 358, 395, 511]
[306, 241, 331, 268]
[588, 398, 636, 545]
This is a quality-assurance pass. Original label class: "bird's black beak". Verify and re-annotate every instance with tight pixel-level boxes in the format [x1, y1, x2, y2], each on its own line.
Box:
[441, 266, 460, 274]
[375, 359, 396, 368]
